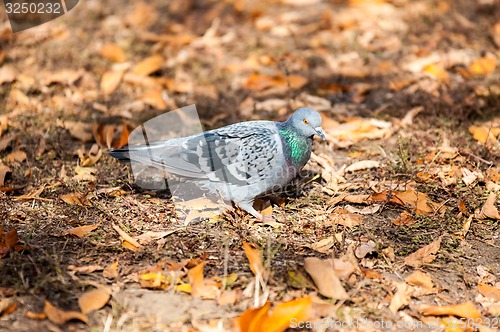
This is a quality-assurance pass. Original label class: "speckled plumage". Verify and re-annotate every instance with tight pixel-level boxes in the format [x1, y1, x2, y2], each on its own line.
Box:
[109, 107, 325, 219]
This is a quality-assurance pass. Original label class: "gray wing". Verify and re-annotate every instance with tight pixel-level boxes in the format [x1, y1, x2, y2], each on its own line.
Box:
[122, 122, 281, 185]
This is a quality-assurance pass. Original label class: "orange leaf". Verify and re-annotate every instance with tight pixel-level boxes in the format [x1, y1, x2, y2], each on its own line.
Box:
[116, 122, 130, 149]
[122, 240, 140, 252]
[468, 57, 496, 76]
[78, 288, 111, 314]
[304, 257, 348, 300]
[236, 302, 271, 332]
[63, 224, 98, 238]
[132, 55, 164, 76]
[478, 283, 500, 301]
[0, 298, 17, 317]
[260, 297, 312, 332]
[99, 43, 126, 63]
[139, 89, 168, 109]
[188, 262, 219, 299]
[420, 301, 482, 321]
[0, 165, 10, 186]
[6, 150, 26, 164]
[25, 311, 47, 320]
[243, 242, 265, 277]
[43, 300, 88, 325]
[423, 63, 449, 82]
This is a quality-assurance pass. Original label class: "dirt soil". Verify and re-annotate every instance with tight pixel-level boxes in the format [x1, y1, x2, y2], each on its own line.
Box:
[0, 0, 499, 331]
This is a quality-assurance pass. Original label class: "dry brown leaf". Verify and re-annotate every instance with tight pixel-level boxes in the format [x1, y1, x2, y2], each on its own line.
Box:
[99, 43, 126, 63]
[254, 199, 273, 219]
[420, 301, 482, 321]
[62, 121, 94, 143]
[324, 117, 393, 144]
[304, 257, 348, 300]
[475, 192, 500, 220]
[0, 65, 16, 84]
[309, 237, 335, 254]
[132, 55, 164, 76]
[478, 283, 500, 301]
[372, 189, 441, 215]
[78, 288, 111, 314]
[63, 224, 98, 238]
[0, 165, 10, 186]
[67, 264, 104, 274]
[389, 282, 413, 313]
[43, 69, 84, 86]
[392, 211, 417, 226]
[138, 89, 168, 109]
[79, 144, 102, 167]
[6, 150, 27, 164]
[112, 224, 141, 250]
[14, 185, 45, 200]
[103, 260, 119, 279]
[345, 160, 380, 173]
[72, 165, 97, 182]
[188, 262, 219, 299]
[135, 230, 176, 245]
[404, 236, 442, 267]
[100, 70, 124, 96]
[243, 73, 308, 91]
[60, 192, 92, 206]
[405, 270, 434, 290]
[44, 300, 88, 325]
[329, 208, 363, 228]
[468, 57, 497, 76]
[243, 242, 265, 277]
[218, 290, 238, 306]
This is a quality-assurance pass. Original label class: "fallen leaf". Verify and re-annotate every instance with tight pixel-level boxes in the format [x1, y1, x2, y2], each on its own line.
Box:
[404, 236, 442, 267]
[188, 262, 219, 299]
[0, 165, 10, 186]
[236, 297, 313, 332]
[405, 270, 434, 290]
[468, 125, 500, 144]
[345, 160, 380, 173]
[0, 65, 16, 84]
[420, 301, 482, 321]
[0, 298, 17, 317]
[243, 73, 308, 91]
[5, 229, 18, 249]
[389, 282, 412, 313]
[372, 189, 441, 215]
[138, 89, 168, 109]
[468, 56, 496, 76]
[43, 69, 84, 86]
[478, 283, 500, 301]
[475, 192, 500, 220]
[62, 121, 94, 143]
[329, 208, 363, 228]
[304, 257, 348, 300]
[112, 224, 141, 250]
[63, 224, 98, 238]
[44, 300, 88, 325]
[14, 185, 45, 200]
[132, 55, 164, 76]
[78, 287, 111, 314]
[309, 237, 335, 253]
[6, 150, 27, 164]
[392, 211, 417, 226]
[324, 117, 393, 145]
[67, 264, 104, 274]
[135, 230, 176, 245]
[60, 192, 92, 206]
[355, 240, 376, 259]
[25, 311, 47, 320]
[243, 242, 265, 278]
[218, 290, 238, 306]
[423, 63, 449, 82]
[99, 43, 126, 63]
[100, 70, 124, 96]
[72, 165, 97, 182]
[103, 260, 119, 279]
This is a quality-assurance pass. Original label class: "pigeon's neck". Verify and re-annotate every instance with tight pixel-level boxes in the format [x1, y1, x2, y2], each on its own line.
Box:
[277, 123, 312, 166]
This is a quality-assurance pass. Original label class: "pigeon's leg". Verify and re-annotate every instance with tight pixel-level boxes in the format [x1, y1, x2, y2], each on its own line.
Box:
[237, 201, 264, 221]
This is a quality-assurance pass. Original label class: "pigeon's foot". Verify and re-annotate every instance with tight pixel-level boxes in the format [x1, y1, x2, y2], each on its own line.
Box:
[237, 201, 264, 221]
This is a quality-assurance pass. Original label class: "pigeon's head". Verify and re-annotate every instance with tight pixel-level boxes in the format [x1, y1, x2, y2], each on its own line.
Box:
[288, 107, 325, 140]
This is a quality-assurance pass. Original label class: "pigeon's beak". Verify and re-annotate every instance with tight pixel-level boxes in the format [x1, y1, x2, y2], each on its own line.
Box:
[315, 127, 326, 140]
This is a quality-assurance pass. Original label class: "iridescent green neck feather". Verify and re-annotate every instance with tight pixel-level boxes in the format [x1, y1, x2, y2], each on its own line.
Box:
[278, 126, 311, 166]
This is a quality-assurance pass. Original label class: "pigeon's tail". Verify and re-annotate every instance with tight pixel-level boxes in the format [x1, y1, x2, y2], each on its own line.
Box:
[109, 147, 132, 162]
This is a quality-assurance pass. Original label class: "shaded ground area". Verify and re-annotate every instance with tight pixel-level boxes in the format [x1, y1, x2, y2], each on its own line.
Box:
[0, 0, 499, 331]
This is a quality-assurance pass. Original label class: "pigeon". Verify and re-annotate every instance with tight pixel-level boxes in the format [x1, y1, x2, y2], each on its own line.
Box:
[109, 107, 325, 220]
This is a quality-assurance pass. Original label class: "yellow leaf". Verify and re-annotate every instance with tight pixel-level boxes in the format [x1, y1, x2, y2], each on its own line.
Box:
[468, 57, 496, 76]
[423, 63, 449, 82]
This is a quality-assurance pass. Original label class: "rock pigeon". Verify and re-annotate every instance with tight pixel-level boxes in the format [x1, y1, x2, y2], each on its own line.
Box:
[109, 107, 325, 220]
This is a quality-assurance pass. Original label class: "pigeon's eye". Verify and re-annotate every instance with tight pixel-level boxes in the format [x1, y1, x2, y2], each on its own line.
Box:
[303, 118, 309, 124]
